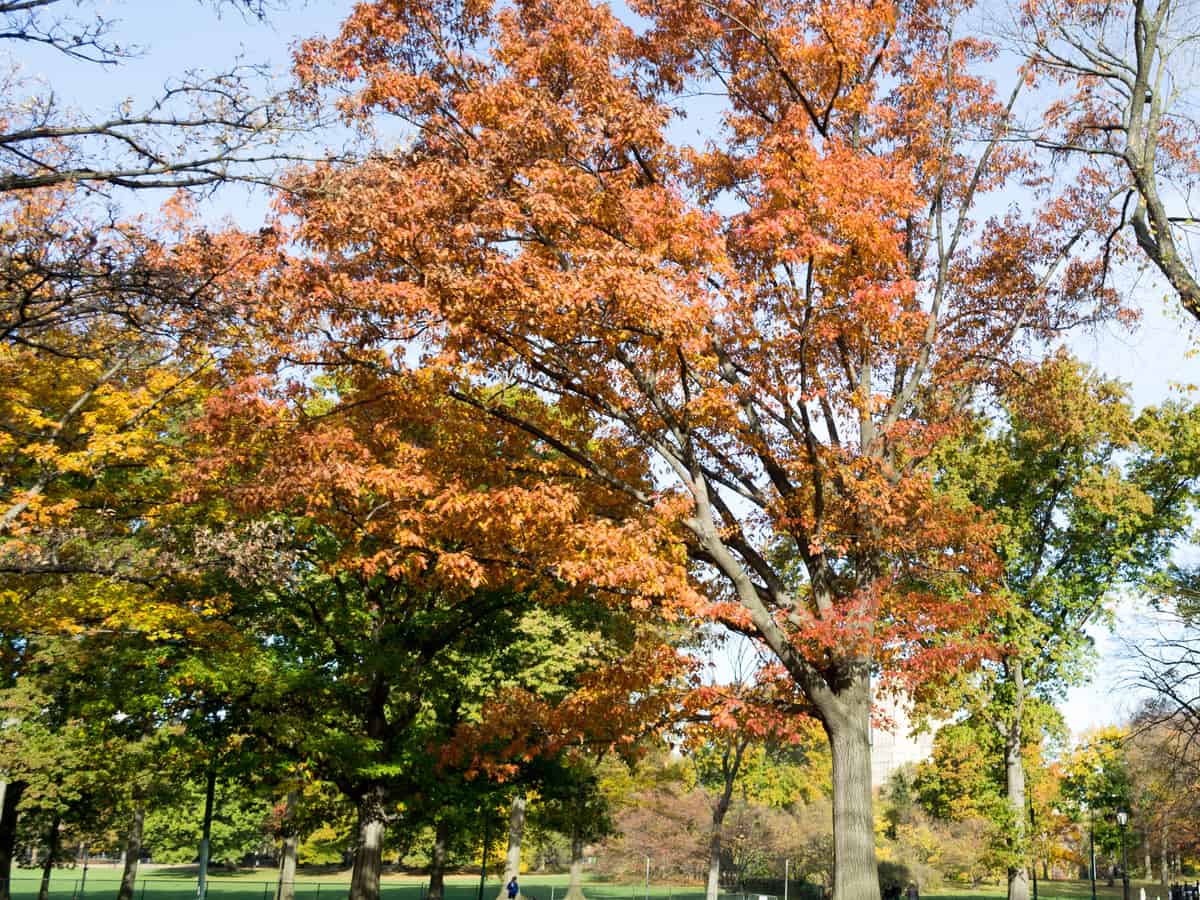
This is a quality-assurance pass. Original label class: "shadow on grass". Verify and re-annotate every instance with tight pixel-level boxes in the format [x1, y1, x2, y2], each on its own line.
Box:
[10, 874, 1171, 900]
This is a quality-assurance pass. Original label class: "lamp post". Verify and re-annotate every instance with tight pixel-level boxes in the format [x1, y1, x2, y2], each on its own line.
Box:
[477, 809, 491, 900]
[1117, 810, 1131, 900]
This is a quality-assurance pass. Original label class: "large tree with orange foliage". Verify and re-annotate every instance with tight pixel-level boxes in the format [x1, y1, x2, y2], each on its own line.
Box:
[263, 2, 1130, 898]
[194, 368, 696, 900]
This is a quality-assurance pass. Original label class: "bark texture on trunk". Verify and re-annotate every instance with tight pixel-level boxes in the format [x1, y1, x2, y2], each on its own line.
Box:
[117, 803, 145, 900]
[277, 791, 299, 900]
[822, 667, 881, 900]
[705, 739, 745, 900]
[0, 780, 24, 900]
[426, 819, 449, 900]
[278, 834, 298, 900]
[564, 829, 586, 900]
[1004, 729, 1029, 900]
[705, 828, 722, 900]
[494, 794, 526, 900]
[348, 786, 388, 900]
[36, 815, 60, 900]
[1003, 656, 1029, 900]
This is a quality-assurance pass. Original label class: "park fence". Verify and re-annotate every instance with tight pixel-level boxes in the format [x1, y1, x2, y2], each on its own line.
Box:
[0, 878, 792, 900]
[738, 878, 821, 900]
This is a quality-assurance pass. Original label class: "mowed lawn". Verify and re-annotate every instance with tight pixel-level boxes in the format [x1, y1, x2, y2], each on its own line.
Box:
[8, 870, 703, 900]
[916, 882, 1172, 900]
[5, 868, 1180, 900]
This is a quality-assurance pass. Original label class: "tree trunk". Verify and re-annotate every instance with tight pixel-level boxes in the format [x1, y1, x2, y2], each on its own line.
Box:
[821, 666, 881, 900]
[277, 792, 299, 900]
[1004, 735, 1029, 900]
[705, 823, 723, 900]
[117, 803, 145, 900]
[1004, 657, 1029, 900]
[1160, 820, 1168, 887]
[197, 770, 216, 900]
[427, 819, 449, 900]
[705, 739, 746, 900]
[276, 835, 297, 900]
[348, 786, 387, 900]
[37, 814, 60, 900]
[494, 793, 526, 900]
[1144, 836, 1151, 881]
[0, 780, 25, 900]
[564, 828, 586, 900]
[277, 835, 298, 900]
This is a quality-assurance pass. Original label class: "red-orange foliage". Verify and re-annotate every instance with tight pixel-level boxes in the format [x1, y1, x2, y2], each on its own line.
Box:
[195, 368, 697, 606]
[230, 2, 1129, 897]
[444, 635, 693, 782]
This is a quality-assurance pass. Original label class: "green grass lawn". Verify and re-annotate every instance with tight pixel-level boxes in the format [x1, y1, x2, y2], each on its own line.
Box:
[922, 882, 1171, 900]
[4, 868, 1179, 900]
[7, 869, 703, 900]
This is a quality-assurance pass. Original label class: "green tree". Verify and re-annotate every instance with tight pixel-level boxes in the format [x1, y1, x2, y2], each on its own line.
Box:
[913, 719, 1006, 826]
[143, 779, 275, 866]
[528, 757, 616, 900]
[1059, 729, 1134, 885]
[929, 356, 1200, 900]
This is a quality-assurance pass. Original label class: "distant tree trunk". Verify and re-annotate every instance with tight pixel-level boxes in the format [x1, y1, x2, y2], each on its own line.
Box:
[349, 785, 387, 900]
[706, 738, 748, 900]
[1144, 836, 1152, 881]
[427, 819, 449, 900]
[1161, 821, 1169, 887]
[277, 842, 298, 899]
[277, 792, 299, 900]
[117, 803, 145, 900]
[1004, 657, 1029, 900]
[1042, 860, 1048, 882]
[494, 794, 526, 900]
[37, 813, 61, 900]
[197, 770, 216, 900]
[564, 828, 586, 900]
[277, 834, 298, 900]
[0, 780, 25, 900]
